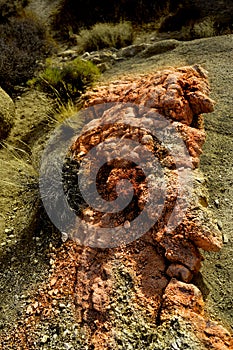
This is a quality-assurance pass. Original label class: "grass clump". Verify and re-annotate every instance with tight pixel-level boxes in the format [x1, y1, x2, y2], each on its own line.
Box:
[177, 17, 217, 41]
[76, 22, 134, 53]
[31, 58, 100, 102]
[190, 17, 217, 39]
[46, 100, 84, 130]
[0, 15, 54, 95]
[0, 143, 39, 209]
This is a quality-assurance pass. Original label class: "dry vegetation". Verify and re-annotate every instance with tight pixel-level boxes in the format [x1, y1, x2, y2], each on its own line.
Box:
[75, 22, 134, 53]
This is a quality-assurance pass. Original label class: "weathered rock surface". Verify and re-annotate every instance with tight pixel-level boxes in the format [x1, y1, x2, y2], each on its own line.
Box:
[137, 39, 179, 58]
[161, 279, 233, 350]
[1, 66, 232, 349]
[0, 87, 15, 140]
[117, 43, 150, 58]
[84, 65, 214, 126]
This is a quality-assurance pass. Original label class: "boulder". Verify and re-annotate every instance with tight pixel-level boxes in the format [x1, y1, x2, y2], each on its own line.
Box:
[0, 87, 15, 140]
[137, 39, 179, 58]
[117, 43, 150, 58]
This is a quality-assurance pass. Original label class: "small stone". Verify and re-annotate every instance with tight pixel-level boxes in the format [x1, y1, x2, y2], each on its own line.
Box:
[166, 263, 193, 283]
[215, 263, 223, 269]
[41, 335, 49, 344]
[214, 199, 220, 208]
[217, 220, 223, 230]
[50, 277, 57, 286]
[4, 228, 13, 234]
[61, 232, 68, 242]
[124, 220, 131, 229]
[222, 234, 229, 244]
[59, 303, 66, 309]
[82, 52, 91, 59]
[26, 305, 33, 315]
[63, 329, 70, 337]
[171, 342, 180, 350]
[141, 134, 153, 144]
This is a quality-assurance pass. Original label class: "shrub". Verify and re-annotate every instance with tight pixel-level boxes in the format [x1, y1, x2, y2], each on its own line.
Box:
[178, 17, 217, 41]
[0, 16, 54, 95]
[46, 100, 83, 127]
[192, 17, 217, 39]
[32, 58, 100, 102]
[76, 22, 134, 53]
[0, 0, 29, 23]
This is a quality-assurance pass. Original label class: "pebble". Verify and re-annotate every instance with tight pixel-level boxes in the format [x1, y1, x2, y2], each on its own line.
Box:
[171, 342, 180, 350]
[217, 220, 223, 230]
[215, 263, 223, 269]
[4, 228, 13, 234]
[214, 199, 220, 208]
[124, 220, 131, 229]
[41, 335, 49, 344]
[63, 329, 70, 337]
[61, 232, 69, 242]
[222, 233, 229, 244]
[59, 303, 66, 309]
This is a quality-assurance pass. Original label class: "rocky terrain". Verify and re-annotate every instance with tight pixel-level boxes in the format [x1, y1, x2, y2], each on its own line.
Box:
[0, 7, 232, 350]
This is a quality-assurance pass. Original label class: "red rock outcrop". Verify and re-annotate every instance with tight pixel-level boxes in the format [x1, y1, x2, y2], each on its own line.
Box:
[161, 279, 233, 350]
[64, 65, 229, 348]
[84, 65, 214, 126]
[1, 65, 232, 349]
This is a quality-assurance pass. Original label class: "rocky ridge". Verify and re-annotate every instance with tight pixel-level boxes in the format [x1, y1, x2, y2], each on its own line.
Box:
[1, 65, 232, 349]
